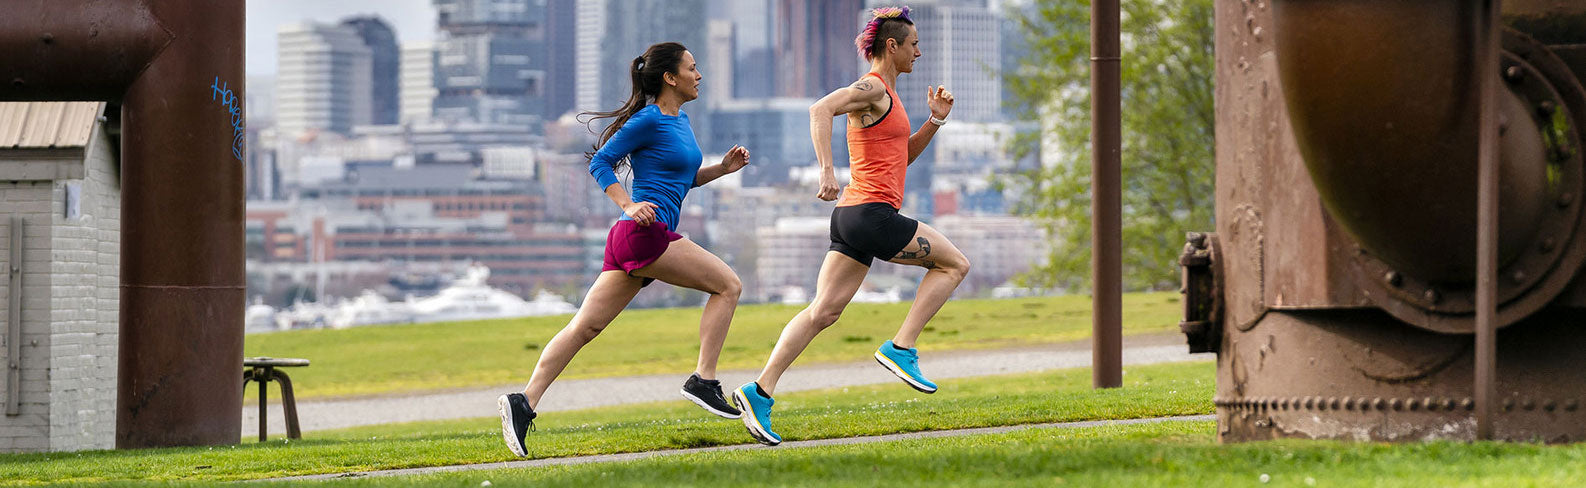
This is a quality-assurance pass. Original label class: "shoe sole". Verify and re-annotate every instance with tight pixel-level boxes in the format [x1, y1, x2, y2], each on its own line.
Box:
[680, 388, 742, 419]
[874, 351, 938, 394]
[496, 394, 527, 457]
[731, 389, 781, 446]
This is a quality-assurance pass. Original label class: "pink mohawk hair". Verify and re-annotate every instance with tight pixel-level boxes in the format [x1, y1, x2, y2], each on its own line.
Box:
[855, 5, 912, 60]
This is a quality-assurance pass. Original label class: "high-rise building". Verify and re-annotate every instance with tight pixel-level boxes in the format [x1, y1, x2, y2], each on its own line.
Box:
[400, 42, 438, 123]
[706, 20, 735, 108]
[432, 0, 547, 126]
[276, 22, 373, 137]
[340, 16, 402, 126]
[543, 0, 579, 121]
[777, 0, 864, 98]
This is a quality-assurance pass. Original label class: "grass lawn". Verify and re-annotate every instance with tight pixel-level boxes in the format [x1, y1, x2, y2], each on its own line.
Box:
[346, 420, 1586, 488]
[243, 292, 1182, 399]
[0, 361, 1212, 485]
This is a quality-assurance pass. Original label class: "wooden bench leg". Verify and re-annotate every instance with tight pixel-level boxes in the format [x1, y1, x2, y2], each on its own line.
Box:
[269, 368, 301, 439]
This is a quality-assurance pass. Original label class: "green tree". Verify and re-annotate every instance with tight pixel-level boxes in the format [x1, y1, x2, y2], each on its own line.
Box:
[1004, 0, 1214, 292]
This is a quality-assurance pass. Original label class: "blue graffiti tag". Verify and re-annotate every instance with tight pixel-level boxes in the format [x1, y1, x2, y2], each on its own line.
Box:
[210, 76, 246, 162]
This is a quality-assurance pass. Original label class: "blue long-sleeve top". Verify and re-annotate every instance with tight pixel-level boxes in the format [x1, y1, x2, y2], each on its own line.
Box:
[588, 105, 703, 231]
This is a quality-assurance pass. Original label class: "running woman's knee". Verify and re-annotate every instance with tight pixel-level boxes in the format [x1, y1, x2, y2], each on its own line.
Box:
[809, 306, 844, 329]
[939, 254, 971, 282]
[714, 273, 743, 299]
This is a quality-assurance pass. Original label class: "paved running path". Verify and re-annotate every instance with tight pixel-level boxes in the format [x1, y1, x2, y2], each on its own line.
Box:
[243, 333, 1210, 436]
[268, 414, 1216, 482]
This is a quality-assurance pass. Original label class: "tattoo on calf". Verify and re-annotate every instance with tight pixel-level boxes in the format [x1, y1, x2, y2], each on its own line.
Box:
[896, 237, 933, 260]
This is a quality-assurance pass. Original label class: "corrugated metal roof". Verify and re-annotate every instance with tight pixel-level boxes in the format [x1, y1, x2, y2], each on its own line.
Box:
[0, 102, 103, 149]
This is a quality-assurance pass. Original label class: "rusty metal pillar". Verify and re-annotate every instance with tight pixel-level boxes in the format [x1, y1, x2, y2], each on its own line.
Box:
[1091, 0, 1123, 388]
[0, 0, 245, 448]
[1474, 0, 1503, 442]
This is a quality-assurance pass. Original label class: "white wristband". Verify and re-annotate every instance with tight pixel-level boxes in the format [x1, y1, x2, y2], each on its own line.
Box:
[928, 116, 947, 126]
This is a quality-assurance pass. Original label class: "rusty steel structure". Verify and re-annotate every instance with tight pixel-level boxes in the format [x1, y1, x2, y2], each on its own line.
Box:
[0, 1, 245, 447]
[1186, 0, 1586, 441]
[1091, 0, 1123, 389]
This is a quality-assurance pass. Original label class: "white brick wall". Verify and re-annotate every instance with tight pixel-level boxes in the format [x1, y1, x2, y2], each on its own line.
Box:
[0, 123, 121, 453]
[0, 181, 54, 453]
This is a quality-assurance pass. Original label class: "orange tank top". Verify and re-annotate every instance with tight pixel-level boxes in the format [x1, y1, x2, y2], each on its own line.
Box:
[838, 72, 909, 209]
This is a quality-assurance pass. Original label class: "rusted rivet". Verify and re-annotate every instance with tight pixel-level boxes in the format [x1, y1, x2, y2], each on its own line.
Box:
[1541, 238, 1557, 253]
[1461, 398, 1475, 411]
[1384, 272, 1403, 288]
[1540, 100, 1557, 116]
[1343, 396, 1356, 411]
[1372, 398, 1387, 411]
[1561, 192, 1576, 208]
[1423, 289, 1440, 304]
[1406, 398, 1421, 411]
[40, 33, 53, 44]
[1523, 398, 1537, 411]
[1329, 397, 1342, 410]
[1502, 398, 1516, 412]
[1512, 270, 1528, 284]
[1566, 399, 1579, 412]
[1187, 232, 1207, 249]
[1390, 398, 1404, 411]
[1545, 400, 1557, 412]
[1304, 397, 1317, 410]
[10, 78, 22, 88]
[1504, 65, 1524, 82]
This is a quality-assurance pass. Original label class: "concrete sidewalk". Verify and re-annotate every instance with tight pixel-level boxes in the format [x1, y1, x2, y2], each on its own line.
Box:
[242, 333, 1208, 436]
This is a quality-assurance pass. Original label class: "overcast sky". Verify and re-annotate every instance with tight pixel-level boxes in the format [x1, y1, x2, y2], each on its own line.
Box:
[247, 0, 437, 77]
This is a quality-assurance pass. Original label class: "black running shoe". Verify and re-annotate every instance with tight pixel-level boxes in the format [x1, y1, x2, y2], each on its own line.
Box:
[681, 373, 742, 418]
[497, 392, 536, 457]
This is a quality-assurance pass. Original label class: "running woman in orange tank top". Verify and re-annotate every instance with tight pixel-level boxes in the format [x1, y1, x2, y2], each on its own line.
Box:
[731, 6, 972, 446]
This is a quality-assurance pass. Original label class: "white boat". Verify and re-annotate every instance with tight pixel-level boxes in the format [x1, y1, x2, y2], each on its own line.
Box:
[245, 298, 279, 333]
[404, 264, 576, 323]
[327, 291, 415, 328]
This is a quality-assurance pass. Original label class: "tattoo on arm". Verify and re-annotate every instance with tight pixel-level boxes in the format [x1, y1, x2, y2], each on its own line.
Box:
[854, 80, 873, 91]
[860, 113, 876, 127]
[896, 237, 933, 260]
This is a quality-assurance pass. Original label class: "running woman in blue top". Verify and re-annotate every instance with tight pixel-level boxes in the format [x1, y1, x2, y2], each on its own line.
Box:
[497, 42, 751, 457]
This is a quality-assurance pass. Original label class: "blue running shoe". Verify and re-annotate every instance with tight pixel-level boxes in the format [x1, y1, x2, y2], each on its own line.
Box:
[875, 340, 938, 393]
[731, 382, 782, 445]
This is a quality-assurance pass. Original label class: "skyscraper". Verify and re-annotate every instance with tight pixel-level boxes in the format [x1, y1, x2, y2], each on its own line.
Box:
[432, 0, 547, 126]
[277, 22, 373, 137]
[340, 16, 401, 125]
[777, 0, 864, 98]
[400, 42, 437, 123]
[542, 0, 579, 121]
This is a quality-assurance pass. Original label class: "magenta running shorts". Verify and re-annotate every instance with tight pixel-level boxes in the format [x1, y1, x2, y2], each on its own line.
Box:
[602, 220, 684, 277]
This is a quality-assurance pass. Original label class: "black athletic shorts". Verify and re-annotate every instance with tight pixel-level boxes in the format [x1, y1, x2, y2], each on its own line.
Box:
[829, 202, 920, 267]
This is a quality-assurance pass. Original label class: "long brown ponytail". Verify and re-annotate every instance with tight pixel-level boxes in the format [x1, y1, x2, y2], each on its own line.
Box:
[579, 42, 689, 172]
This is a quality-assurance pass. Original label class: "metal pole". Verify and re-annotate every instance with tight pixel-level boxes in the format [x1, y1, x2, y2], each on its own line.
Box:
[1091, 0, 1123, 389]
[1474, 0, 1502, 441]
[6, 217, 22, 416]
